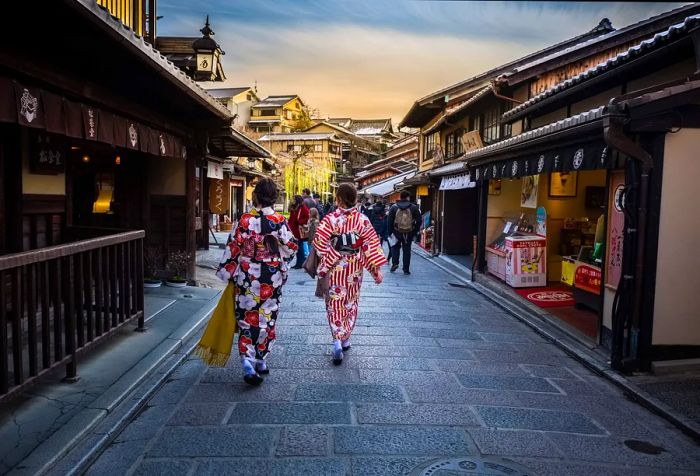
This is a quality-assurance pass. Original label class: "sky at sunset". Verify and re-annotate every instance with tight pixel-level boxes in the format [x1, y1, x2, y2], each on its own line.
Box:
[157, 1, 686, 126]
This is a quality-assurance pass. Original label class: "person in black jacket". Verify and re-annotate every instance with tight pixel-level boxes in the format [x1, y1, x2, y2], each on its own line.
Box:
[369, 200, 388, 249]
[387, 191, 421, 274]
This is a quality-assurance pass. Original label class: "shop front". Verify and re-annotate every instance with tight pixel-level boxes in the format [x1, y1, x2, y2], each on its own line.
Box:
[434, 170, 478, 270]
[472, 138, 624, 343]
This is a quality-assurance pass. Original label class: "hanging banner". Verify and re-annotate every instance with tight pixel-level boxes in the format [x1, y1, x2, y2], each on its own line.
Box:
[520, 175, 539, 208]
[209, 177, 230, 214]
[606, 170, 625, 289]
[439, 173, 475, 190]
[471, 141, 611, 182]
[207, 161, 224, 179]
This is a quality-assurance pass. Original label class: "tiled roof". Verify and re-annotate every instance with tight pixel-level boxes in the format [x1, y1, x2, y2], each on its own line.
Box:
[463, 106, 606, 162]
[207, 87, 252, 99]
[502, 14, 700, 122]
[155, 36, 196, 55]
[424, 85, 493, 135]
[258, 133, 346, 142]
[252, 95, 298, 108]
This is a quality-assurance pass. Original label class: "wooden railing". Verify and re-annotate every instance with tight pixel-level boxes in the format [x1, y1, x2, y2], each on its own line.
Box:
[0, 230, 145, 400]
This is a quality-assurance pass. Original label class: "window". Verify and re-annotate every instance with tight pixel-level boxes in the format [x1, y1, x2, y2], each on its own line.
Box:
[259, 108, 276, 117]
[314, 144, 323, 152]
[481, 106, 501, 144]
[445, 128, 464, 159]
[286, 144, 302, 153]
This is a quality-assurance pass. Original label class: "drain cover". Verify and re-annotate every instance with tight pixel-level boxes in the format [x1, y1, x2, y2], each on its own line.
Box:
[409, 457, 532, 475]
[624, 439, 667, 455]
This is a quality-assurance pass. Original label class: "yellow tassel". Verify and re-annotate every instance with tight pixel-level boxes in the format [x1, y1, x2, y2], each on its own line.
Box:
[193, 344, 231, 367]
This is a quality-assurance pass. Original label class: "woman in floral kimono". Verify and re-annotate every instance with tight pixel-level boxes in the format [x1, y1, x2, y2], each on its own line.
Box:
[216, 179, 297, 385]
[313, 183, 387, 365]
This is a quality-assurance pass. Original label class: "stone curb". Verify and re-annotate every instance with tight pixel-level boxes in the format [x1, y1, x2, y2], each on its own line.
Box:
[414, 247, 700, 443]
[30, 290, 221, 476]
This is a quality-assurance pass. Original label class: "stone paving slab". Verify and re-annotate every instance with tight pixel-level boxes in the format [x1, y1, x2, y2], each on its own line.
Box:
[148, 426, 279, 457]
[295, 383, 404, 402]
[77, 253, 700, 475]
[229, 402, 351, 425]
[474, 405, 606, 435]
[335, 426, 475, 456]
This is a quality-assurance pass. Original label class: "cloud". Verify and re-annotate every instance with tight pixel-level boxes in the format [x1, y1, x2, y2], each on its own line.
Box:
[157, 1, 687, 124]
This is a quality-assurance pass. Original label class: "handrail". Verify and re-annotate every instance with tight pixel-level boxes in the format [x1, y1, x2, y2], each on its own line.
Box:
[0, 230, 145, 270]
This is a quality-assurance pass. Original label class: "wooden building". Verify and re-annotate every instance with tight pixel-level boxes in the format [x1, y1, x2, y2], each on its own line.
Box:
[0, 0, 265, 398]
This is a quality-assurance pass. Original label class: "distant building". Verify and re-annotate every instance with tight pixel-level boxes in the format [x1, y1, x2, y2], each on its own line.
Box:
[328, 118, 398, 145]
[249, 95, 309, 133]
[304, 121, 382, 176]
[356, 135, 418, 200]
[207, 87, 259, 130]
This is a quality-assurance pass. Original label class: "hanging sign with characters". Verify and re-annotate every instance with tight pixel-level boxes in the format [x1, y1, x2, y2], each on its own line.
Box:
[208, 177, 230, 215]
[606, 170, 625, 289]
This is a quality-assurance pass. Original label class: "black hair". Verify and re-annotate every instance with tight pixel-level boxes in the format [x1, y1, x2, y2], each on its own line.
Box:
[400, 191, 411, 201]
[253, 178, 278, 208]
[336, 183, 357, 207]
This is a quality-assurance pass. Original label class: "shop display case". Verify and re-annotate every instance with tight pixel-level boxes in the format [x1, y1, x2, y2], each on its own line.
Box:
[505, 235, 547, 288]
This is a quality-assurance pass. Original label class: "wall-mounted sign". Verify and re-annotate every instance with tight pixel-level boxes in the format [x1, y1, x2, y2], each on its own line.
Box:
[207, 161, 224, 180]
[29, 132, 65, 175]
[461, 130, 484, 152]
[606, 170, 625, 289]
[439, 173, 475, 190]
[209, 178, 230, 214]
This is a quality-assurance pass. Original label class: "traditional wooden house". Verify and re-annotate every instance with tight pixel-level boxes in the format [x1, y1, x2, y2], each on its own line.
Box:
[0, 0, 266, 398]
[399, 3, 700, 275]
[249, 95, 309, 133]
[356, 135, 418, 194]
[304, 120, 382, 174]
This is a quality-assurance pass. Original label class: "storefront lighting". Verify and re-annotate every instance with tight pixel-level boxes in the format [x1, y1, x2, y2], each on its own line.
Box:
[115, 155, 121, 165]
[71, 146, 81, 150]
[82, 155, 90, 163]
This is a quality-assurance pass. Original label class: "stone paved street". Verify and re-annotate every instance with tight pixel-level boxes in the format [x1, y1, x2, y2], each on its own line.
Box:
[83, 252, 700, 475]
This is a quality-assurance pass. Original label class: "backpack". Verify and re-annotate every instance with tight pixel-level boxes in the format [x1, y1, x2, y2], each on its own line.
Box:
[394, 207, 414, 234]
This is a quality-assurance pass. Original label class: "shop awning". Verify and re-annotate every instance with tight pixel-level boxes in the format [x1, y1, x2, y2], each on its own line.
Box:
[362, 171, 415, 197]
[429, 161, 467, 177]
[0, 75, 186, 159]
[439, 172, 476, 190]
[470, 140, 611, 181]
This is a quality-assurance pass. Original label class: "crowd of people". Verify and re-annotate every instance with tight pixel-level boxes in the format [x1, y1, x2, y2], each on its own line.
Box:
[206, 179, 423, 385]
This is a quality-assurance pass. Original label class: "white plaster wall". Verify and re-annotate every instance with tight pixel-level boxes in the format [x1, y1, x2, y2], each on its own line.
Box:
[652, 128, 700, 345]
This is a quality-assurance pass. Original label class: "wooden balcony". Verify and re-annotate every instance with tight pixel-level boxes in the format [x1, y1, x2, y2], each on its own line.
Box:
[0, 230, 145, 401]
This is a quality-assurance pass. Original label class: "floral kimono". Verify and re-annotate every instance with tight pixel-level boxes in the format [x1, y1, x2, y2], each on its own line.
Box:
[313, 207, 387, 340]
[216, 207, 297, 362]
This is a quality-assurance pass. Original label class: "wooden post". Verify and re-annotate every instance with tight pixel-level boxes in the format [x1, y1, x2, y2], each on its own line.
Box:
[185, 154, 197, 280]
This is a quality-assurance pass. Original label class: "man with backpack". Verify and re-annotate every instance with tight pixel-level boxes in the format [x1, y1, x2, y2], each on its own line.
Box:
[387, 191, 421, 275]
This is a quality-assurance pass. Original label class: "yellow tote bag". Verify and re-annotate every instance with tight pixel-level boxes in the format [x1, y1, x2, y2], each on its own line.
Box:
[193, 281, 237, 367]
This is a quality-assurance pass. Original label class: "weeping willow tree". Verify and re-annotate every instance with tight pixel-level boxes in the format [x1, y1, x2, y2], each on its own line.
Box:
[281, 146, 335, 202]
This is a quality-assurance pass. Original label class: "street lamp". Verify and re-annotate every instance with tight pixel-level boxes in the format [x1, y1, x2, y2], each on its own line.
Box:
[192, 16, 224, 81]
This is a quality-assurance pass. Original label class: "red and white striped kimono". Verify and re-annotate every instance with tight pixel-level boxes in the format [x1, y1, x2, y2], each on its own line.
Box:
[313, 207, 387, 340]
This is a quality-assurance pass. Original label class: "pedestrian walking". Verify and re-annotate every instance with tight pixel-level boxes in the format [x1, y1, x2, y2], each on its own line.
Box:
[313, 183, 387, 365]
[312, 192, 325, 219]
[288, 195, 310, 269]
[307, 207, 320, 247]
[369, 200, 388, 249]
[387, 191, 421, 275]
[214, 178, 297, 385]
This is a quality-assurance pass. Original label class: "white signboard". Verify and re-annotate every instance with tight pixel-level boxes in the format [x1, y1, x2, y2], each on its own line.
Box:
[207, 161, 224, 180]
[439, 173, 476, 190]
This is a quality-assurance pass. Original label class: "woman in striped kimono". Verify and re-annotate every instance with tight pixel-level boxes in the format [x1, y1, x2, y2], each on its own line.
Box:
[313, 183, 387, 365]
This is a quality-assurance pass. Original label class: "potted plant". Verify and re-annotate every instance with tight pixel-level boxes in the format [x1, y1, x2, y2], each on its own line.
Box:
[165, 250, 190, 287]
[144, 247, 162, 288]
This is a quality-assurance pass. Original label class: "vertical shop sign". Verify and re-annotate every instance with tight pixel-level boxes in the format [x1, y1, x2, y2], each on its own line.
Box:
[606, 170, 625, 289]
[209, 177, 230, 214]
